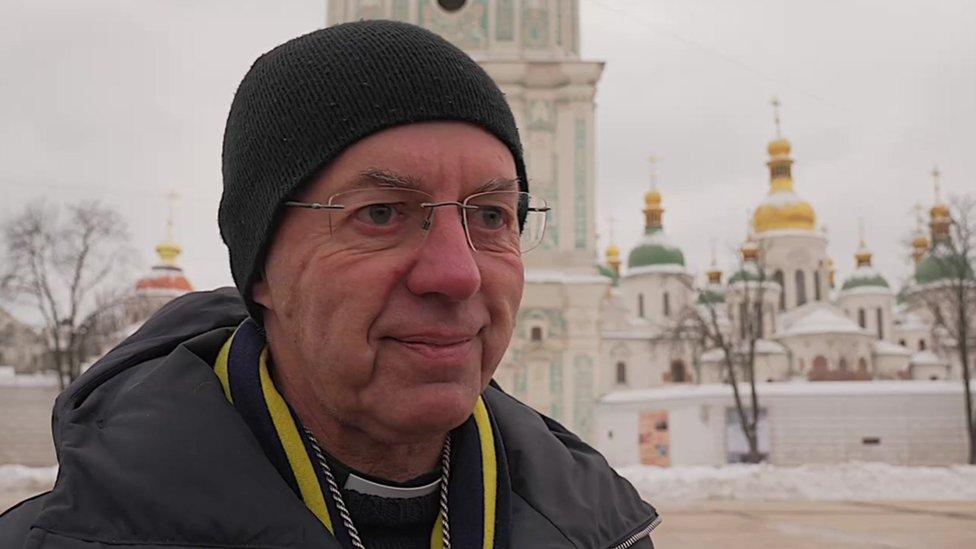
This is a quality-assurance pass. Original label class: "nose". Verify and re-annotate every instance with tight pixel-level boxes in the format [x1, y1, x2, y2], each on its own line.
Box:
[404, 205, 481, 301]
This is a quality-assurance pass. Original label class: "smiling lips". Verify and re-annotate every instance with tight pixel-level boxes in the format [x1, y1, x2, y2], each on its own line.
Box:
[390, 333, 478, 363]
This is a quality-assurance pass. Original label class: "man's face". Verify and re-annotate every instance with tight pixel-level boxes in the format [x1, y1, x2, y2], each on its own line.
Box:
[253, 122, 524, 444]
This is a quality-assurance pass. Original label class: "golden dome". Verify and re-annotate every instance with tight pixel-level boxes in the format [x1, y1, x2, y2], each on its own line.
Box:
[156, 240, 182, 267]
[753, 201, 816, 232]
[605, 243, 621, 260]
[753, 135, 816, 233]
[912, 233, 929, 249]
[644, 189, 662, 206]
[930, 203, 950, 219]
[767, 138, 791, 157]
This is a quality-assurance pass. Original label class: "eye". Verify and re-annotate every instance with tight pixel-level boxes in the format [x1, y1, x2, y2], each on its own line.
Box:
[475, 206, 507, 230]
[356, 203, 398, 226]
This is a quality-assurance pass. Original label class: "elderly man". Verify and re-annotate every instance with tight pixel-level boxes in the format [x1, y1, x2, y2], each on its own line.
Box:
[1, 21, 658, 549]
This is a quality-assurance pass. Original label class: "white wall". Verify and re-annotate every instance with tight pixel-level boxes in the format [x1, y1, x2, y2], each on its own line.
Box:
[598, 381, 972, 467]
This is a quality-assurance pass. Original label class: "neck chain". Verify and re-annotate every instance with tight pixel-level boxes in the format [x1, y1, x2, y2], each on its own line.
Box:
[303, 428, 452, 549]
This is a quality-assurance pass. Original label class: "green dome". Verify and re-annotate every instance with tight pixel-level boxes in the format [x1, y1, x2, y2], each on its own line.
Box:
[627, 229, 685, 268]
[915, 246, 974, 285]
[697, 288, 725, 305]
[841, 267, 890, 291]
[728, 268, 762, 284]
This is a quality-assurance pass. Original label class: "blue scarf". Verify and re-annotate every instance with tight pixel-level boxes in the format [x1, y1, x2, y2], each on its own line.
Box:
[214, 318, 511, 548]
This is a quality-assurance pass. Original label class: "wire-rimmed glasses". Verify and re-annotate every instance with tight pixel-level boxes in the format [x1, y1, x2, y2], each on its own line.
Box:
[284, 187, 550, 254]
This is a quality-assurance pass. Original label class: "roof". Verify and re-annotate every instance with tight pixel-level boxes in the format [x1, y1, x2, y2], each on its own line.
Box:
[777, 307, 868, 338]
[841, 265, 890, 291]
[910, 350, 944, 366]
[135, 265, 192, 294]
[700, 339, 787, 361]
[894, 312, 928, 332]
[627, 228, 685, 268]
[874, 340, 912, 356]
[915, 245, 975, 285]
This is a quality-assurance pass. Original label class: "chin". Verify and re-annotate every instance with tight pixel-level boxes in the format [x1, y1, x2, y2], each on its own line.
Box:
[381, 382, 479, 438]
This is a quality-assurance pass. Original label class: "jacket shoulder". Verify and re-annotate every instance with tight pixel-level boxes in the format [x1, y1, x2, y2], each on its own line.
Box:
[483, 385, 658, 548]
[0, 492, 49, 548]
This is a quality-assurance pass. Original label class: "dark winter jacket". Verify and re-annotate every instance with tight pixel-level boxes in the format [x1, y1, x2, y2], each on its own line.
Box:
[0, 288, 659, 548]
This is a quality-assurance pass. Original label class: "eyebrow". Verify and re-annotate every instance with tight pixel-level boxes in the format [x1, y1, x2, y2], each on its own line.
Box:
[345, 168, 520, 195]
[472, 177, 520, 194]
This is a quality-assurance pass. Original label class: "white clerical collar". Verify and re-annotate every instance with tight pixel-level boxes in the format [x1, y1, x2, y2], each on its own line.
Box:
[343, 472, 441, 499]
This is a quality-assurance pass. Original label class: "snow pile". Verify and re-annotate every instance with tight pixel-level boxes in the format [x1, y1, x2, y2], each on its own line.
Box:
[618, 462, 976, 502]
[0, 465, 57, 493]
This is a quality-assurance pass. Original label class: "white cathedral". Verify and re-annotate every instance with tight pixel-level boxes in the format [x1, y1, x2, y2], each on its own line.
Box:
[323, 1, 967, 446]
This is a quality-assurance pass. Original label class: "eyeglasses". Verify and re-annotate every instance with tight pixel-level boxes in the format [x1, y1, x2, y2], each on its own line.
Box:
[284, 187, 550, 254]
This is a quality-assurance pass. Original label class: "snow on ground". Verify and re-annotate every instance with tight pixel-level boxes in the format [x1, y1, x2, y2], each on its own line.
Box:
[0, 465, 57, 493]
[5, 462, 976, 503]
[618, 462, 976, 503]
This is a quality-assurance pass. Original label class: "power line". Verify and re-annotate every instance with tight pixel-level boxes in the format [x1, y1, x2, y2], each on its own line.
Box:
[582, 0, 849, 113]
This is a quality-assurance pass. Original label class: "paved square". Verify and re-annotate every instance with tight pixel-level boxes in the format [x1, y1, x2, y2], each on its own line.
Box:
[650, 500, 976, 548]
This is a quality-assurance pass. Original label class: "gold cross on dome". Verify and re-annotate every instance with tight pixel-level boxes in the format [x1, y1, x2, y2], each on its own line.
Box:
[931, 165, 942, 201]
[770, 96, 782, 137]
[647, 155, 658, 189]
[165, 190, 179, 241]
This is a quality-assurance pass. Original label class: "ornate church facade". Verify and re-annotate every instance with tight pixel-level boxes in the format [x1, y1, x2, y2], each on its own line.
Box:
[327, 0, 965, 444]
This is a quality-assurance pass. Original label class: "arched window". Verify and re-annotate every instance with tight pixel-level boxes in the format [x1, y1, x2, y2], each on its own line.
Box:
[875, 308, 884, 340]
[774, 270, 785, 310]
[637, 293, 645, 318]
[530, 326, 543, 342]
[795, 270, 807, 306]
[857, 308, 866, 329]
[814, 271, 822, 301]
[663, 292, 671, 317]
[839, 357, 849, 371]
[615, 361, 627, 384]
[670, 360, 687, 383]
[858, 357, 869, 372]
[919, 339, 926, 351]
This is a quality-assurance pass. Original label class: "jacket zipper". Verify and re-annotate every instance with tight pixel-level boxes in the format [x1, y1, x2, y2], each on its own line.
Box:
[608, 514, 662, 549]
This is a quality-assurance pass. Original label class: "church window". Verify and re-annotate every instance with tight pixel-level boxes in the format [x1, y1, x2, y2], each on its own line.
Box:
[899, 339, 907, 346]
[839, 357, 849, 371]
[875, 308, 884, 340]
[858, 357, 869, 372]
[638, 293, 645, 318]
[919, 339, 926, 351]
[814, 271, 822, 301]
[615, 361, 627, 384]
[774, 270, 785, 310]
[530, 326, 543, 342]
[663, 292, 671, 317]
[670, 360, 687, 383]
[795, 270, 807, 305]
[857, 308, 866, 329]
[437, 0, 467, 12]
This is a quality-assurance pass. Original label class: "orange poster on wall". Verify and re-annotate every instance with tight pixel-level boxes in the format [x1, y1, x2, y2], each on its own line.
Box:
[638, 410, 670, 467]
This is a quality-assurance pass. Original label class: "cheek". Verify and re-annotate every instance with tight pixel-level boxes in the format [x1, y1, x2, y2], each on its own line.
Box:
[481, 257, 524, 356]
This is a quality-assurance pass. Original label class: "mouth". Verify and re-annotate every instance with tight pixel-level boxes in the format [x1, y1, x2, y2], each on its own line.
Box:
[388, 334, 478, 364]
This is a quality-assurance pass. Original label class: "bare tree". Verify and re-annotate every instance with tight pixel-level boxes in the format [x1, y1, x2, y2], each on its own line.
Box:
[674, 239, 774, 463]
[2, 200, 132, 388]
[909, 194, 976, 463]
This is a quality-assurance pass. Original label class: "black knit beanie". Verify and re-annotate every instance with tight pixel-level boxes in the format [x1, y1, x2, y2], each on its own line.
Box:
[219, 20, 527, 320]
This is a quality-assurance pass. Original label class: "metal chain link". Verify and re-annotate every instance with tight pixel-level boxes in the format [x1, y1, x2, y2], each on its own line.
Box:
[304, 428, 452, 549]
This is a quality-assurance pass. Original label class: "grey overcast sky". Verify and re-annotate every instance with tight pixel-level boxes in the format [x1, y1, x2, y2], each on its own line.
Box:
[1, 0, 974, 301]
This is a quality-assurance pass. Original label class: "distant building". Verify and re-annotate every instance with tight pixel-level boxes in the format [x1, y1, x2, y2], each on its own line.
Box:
[0, 307, 46, 374]
[82, 206, 193, 362]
